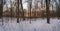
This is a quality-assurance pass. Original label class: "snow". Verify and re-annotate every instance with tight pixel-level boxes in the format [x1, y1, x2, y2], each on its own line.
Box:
[0, 17, 60, 31]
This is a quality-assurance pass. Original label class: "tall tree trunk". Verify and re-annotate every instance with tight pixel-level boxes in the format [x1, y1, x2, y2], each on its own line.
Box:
[46, 0, 50, 24]
[20, 0, 25, 20]
[58, 0, 60, 19]
[10, 0, 12, 20]
[17, 0, 19, 23]
[53, 0, 58, 18]
[0, 0, 3, 25]
[0, 0, 3, 18]
[29, 0, 32, 23]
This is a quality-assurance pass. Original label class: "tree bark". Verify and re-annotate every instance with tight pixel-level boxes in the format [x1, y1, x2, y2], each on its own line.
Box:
[0, 0, 3, 18]
[17, 0, 19, 23]
[20, 0, 25, 20]
[29, 0, 32, 23]
[10, 0, 12, 20]
[0, 0, 3, 25]
[46, 0, 50, 24]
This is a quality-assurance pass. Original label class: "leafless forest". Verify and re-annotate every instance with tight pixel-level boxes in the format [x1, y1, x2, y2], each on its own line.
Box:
[0, 0, 60, 24]
[0, 0, 60, 31]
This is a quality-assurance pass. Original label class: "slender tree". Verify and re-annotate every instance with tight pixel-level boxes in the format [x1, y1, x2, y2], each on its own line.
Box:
[10, 0, 13, 20]
[0, 0, 3, 18]
[55, 0, 58, 18]
[57, 0, 60, 19]
[0, 0, 3, 25]
[34, 0, 38, 20]
[46, 0, 50, 24]
[20, 0, 25, 20]
[29, 0, 32, 23]
[17, 0, 19, 23]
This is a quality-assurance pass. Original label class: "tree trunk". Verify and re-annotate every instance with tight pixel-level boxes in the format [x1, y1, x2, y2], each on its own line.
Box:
[17, 0, 19, 23]
[46, 0, 50, 24]
[20, 0, 25, 21]
[10, 0, 12, 20]
[0, 0, 3, 18]
[29, 0, 32, 23]
[0, 0, 3, 25]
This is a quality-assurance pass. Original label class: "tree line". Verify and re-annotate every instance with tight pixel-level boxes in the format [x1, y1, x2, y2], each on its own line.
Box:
[0, 0, 60, 24]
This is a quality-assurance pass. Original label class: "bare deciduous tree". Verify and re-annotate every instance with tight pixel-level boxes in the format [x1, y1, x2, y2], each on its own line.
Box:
[17, 0, 19, 23]
[20, 0, 25, 20]
[0, 0, 3, 25]
[46, 0, 50, 24]
[10, 0, 13, 20]
[0, 0, 3, 18]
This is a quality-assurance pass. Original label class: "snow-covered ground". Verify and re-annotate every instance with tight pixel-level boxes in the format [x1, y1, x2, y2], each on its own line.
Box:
[0, 17, 60, 31]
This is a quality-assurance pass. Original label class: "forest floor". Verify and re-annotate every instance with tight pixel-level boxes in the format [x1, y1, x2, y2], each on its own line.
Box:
[0, 17, 60, 31]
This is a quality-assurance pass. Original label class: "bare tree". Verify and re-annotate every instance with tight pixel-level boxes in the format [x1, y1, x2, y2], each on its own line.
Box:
[46, 0, 50, 24]
[0, 0, 3, 25]
[10, 0, 13, 20]
[57, 0, 60, 19]
[20, 0, 25, 20]
[28, 0, 32, 23]
[0, 0, 3, 18]
[17, 0, 19, 23]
